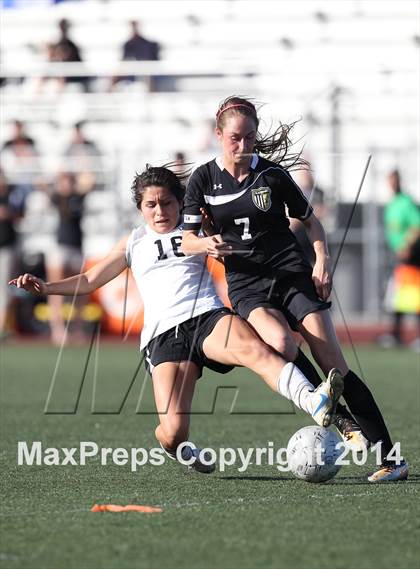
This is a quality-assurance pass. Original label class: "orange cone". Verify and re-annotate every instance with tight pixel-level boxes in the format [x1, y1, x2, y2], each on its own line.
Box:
[91, 504, 162, 513]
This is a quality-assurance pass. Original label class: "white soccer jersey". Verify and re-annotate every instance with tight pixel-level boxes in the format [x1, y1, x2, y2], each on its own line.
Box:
[126, 223, 223, 349]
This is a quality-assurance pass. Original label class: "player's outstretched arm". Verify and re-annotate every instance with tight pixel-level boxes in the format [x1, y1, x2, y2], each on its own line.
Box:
[9, 236, 129, 296]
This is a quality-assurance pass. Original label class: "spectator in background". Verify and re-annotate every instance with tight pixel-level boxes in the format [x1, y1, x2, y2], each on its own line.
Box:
[0, 169, 19, 338]
[46, 171, 91, 344]
[110, 21, 160, 92]
[379, 169, 420, 349]
[51, 19, 89, 92]
[123, 21, 160, 61]
[1, 120, 36, 154]
[1, 120, 39, 214]
[65, 121, 98, 158]
[64, 121, 102, 191]
[174, 151, 186, 163]
[289, 168, 327, 266]
[172, 151, 187, 173]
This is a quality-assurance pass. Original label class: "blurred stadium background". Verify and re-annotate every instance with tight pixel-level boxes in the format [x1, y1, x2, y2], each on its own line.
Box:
[1, 0, 419, 342]
[1, 5, 419, 568]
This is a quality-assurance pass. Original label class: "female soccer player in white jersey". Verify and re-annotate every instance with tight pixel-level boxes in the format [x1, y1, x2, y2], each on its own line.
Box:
[10, 165, 343, 474]
[182, 97, 408, 482]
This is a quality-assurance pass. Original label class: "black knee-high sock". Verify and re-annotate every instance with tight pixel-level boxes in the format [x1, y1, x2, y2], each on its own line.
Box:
[342, 370, 393, 460]
[294, 349, 322, 387]
[294, 348, 350, 417]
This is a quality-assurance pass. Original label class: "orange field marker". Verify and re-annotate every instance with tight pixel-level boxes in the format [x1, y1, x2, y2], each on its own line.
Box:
[91, 504, 163, 513]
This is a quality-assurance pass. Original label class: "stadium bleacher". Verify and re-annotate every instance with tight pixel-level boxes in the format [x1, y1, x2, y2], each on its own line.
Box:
[1, 0, 419, 317]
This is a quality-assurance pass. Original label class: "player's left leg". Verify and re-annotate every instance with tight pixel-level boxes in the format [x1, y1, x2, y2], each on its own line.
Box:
[298, 310, 348, 375]
[202, 313, 343, 428]
[246, 305, 362, 444]
[299, 309, 408, 481]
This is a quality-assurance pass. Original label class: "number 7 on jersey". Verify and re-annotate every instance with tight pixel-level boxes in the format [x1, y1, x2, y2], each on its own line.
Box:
[234, 217, 252, 240]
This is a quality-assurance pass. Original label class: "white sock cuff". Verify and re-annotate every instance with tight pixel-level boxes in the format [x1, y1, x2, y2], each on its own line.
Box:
[277, 362, 314, 414]
[277, 362, 295, 395]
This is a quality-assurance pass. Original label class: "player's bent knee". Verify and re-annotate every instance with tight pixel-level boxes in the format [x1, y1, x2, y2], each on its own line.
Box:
[269, 334, 296, 360]
[234, 337, 271, 366]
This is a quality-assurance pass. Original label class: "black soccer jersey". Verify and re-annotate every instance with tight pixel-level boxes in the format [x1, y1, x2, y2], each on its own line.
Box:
[183, 154, 313, 296]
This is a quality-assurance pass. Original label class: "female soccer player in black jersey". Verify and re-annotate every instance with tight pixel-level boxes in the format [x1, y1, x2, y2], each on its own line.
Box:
[10, 164, 342, 474]
[182, 96, 408, 482]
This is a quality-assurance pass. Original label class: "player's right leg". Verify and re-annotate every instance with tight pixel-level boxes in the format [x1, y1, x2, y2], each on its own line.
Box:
[201, 313, 343, 427]
[151, 361, 197, 452]
[151, 362, 215, 474]
[146, 331, 215, 474]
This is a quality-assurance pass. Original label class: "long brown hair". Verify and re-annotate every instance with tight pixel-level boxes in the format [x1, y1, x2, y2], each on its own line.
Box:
[216, 96, 308, 171]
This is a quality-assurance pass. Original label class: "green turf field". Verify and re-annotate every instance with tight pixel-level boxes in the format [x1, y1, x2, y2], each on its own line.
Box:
[1, 343, 419, 569]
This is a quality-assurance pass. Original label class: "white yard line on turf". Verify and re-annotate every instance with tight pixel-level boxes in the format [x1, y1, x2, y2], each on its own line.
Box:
[0, 491, 383, 518]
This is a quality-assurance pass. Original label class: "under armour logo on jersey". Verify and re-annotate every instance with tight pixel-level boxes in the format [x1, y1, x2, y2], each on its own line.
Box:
[213, 183, 223, 190]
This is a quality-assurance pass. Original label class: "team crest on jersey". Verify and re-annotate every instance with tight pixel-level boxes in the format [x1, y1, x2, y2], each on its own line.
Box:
[251, 187, 272, 212]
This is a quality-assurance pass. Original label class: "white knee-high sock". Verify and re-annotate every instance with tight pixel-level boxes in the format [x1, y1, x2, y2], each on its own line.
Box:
[277, 362, 318, 416]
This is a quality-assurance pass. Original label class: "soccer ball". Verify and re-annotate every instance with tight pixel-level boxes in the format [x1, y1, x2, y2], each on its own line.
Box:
[286, 425, 343, 483]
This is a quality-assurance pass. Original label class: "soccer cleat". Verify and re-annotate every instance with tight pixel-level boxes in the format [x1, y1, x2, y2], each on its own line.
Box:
[368, 460, 409, 483]
[184, 447, 216, 474]
[159, 442, 215, 474]
[311, 368, 344, 428]
[334, 413, 370, 453]
[159, 441, 177, 461]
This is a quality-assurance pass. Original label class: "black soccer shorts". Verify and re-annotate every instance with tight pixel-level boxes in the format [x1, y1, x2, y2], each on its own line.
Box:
[230, 272, 331, 331]
[144, 307, 234, 377]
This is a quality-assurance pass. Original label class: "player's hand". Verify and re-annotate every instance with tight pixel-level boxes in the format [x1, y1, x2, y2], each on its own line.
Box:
[9, 273, 48, 295]
[312, 256, 332, 300]
[203, 235, 232, 258]
[200, 207, 215, 237]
